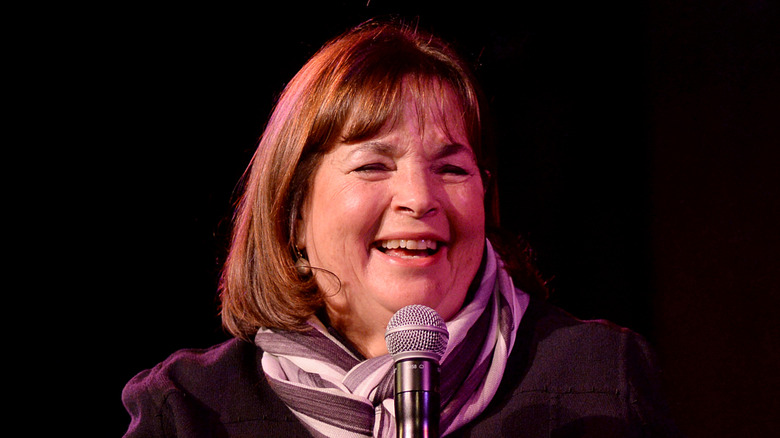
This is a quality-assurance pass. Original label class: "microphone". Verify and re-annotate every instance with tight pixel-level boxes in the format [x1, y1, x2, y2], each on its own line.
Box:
[385, 305, 449, 438]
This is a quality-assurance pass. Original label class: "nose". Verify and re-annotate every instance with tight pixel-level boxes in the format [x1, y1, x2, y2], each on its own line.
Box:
[392, 167, 439, 218]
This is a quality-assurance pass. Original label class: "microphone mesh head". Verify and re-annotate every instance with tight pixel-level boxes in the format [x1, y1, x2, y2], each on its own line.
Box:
[385, 305, 449, 362]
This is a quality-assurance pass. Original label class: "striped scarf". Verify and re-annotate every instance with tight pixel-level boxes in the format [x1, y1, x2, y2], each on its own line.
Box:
[255, 240, 529, 437]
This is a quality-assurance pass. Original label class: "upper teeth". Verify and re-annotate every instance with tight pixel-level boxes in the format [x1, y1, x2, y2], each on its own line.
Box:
[379, 239, 438, 251]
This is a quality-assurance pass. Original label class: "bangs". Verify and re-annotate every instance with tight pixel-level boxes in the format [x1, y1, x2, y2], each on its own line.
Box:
[302, 23, 482, 153]
[337, 74, 474, 147]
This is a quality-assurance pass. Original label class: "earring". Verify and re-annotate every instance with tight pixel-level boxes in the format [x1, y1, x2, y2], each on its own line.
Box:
[295, 247, 311, 276]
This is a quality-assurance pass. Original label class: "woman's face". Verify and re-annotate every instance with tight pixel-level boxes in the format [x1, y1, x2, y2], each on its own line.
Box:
[298, 87, 485, 338]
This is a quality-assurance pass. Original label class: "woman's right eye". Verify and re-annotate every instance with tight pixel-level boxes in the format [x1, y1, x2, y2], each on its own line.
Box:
[354, 163, 390, 173]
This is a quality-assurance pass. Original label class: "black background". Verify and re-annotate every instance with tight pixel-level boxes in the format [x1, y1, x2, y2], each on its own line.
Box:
[56, 1, 777, 436]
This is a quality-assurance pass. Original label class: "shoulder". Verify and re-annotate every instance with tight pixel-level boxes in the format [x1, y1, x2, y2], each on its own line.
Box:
[122, 338, 307, 437]
[123, 338, 253, 406]
[514, 298, 657, 392]
[524, 299, 649, 359]
[455, 298, 681, 437]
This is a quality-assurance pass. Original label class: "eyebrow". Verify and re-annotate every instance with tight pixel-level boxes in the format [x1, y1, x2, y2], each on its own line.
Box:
[346, 141, 396, 158]
[434, 142, 474, 160]
[345, 141, 474, 160]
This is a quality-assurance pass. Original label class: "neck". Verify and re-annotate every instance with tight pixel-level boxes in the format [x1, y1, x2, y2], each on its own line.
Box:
[322, 307, 390, 359]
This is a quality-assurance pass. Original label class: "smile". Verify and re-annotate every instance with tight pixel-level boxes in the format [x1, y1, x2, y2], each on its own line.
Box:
[375, 239, 441, 258]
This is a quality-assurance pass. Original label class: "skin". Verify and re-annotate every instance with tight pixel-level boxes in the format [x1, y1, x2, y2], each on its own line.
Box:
[298, 86, 486, 358]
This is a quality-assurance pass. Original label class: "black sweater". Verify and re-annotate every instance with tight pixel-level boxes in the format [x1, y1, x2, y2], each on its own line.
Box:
[122, 299, 681, 437]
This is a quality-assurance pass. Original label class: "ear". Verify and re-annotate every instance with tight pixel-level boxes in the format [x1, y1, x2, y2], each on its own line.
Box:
[480, 169, 491, 194]
[295, 218, 306, 249]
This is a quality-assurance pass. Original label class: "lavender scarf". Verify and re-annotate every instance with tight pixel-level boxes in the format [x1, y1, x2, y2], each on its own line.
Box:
[255, 240, 529, 437]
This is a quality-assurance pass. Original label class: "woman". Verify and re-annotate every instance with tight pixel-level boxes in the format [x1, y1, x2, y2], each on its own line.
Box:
[123, 20, 680, 437]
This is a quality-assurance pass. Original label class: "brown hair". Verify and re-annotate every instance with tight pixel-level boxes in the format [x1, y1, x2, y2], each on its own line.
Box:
[219, 20, 546, 340]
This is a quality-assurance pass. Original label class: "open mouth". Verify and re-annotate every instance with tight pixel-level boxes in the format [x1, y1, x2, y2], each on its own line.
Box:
[375, 239, 441, 258]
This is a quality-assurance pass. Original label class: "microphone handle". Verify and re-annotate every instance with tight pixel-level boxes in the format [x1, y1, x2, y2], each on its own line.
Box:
[394, 358, 440, 438]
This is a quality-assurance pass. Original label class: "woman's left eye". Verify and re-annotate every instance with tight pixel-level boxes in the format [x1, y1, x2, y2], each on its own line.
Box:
[437, 164, 470, 176]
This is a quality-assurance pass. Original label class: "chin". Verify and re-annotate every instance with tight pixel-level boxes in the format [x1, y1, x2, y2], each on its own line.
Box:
[381, 284, 465, 321]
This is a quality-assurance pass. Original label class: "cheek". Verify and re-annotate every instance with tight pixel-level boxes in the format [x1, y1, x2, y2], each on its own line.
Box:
[306, 181, 385, 255]
[451, 184, 486, 233]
